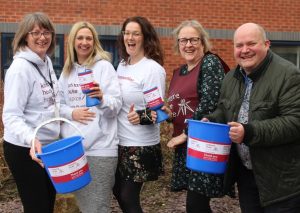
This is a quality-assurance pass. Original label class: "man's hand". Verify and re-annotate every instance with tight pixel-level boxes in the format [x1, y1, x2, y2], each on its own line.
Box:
[228, 121, 245, 143]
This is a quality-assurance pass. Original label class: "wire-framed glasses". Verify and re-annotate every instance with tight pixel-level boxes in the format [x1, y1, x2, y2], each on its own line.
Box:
[122, 31, 142, 38]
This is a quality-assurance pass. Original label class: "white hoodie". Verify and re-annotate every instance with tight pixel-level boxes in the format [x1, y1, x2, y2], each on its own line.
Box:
[59, 58, 122, 156]
[3, 48, 60, 147]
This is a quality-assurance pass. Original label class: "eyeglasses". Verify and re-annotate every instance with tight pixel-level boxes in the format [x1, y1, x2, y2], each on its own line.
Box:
[178, 37, 201, 46]
[28, 31, 53, 39]
[122, 31, 142, 38]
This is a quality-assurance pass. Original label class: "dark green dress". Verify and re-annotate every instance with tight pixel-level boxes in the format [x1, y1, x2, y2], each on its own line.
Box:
[168, 53, 228, 197]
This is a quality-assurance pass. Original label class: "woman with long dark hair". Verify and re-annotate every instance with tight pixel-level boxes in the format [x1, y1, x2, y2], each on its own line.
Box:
[113, 16, 166, 213]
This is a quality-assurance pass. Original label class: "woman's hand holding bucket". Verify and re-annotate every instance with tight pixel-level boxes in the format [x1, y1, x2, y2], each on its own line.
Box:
[167, 117, 209, 148]
[72, 108, 96, 124]
[167, 133, 187, 148]
[201, 117, 209, 122]
[30, 138, 44, 167]
[162, 105, 172, 118]
[150, 110, 157, 123]
[151, 105, 172, 123]
[87, 82, 103, 101]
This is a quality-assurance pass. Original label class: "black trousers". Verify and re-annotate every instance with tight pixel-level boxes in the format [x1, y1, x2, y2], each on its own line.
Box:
[3, 141, 56, 213]
[236, 158, 300, 213]
[186, 190, 212, 213]
[264, 195, 300, 213]
[236, 160, 264, 213]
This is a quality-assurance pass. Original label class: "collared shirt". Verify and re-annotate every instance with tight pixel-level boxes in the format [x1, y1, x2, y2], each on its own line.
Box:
[236, 69, 253, 169]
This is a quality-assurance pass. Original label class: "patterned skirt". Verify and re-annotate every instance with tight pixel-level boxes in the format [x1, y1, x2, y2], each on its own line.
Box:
[116, 143, 164, 182]
[170, 146, 227, 198]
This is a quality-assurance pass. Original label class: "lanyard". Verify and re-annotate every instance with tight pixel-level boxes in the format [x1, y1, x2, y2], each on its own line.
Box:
[26, 59, 59, 117]
[28, 60, 53, 90]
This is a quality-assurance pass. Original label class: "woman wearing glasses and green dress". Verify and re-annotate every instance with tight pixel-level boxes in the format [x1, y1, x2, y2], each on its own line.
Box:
[2, 12, 59, 213]
[113, 16, 166, 213]
[166, 20, 230, 213]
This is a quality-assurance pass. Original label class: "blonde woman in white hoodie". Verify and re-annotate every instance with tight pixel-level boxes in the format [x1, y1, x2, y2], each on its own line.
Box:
[59, 21, 122, 213]
[2, 12, 59, 213]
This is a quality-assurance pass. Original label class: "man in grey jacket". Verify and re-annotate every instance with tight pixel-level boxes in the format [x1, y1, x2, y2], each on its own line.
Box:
[205, 23, 300, 213]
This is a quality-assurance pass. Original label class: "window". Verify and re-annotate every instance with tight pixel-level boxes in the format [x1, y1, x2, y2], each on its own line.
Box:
[1, 33, 64, 80]
[52, 34, 64, 78]
[1, 33, 14, 80]
[99, 35, 119, 69]
[271, 41, 300, 68]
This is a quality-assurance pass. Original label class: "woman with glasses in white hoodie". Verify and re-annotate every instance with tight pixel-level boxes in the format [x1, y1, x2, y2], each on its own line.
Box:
[2, 12, 59, 213]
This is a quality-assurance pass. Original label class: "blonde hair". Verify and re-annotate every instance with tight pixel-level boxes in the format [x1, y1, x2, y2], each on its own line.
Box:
[12, 12, 56, 55]
[172, 20, 211, 54]
[63, 21, 111, 76]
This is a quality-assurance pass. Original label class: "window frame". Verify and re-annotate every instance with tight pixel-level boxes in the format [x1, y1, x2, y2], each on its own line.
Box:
[270, 40, 300, 68]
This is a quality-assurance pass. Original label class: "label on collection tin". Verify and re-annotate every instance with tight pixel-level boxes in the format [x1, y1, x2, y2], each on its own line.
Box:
[187, 137, 231, 162]
[143, 87, 164, 109]
[78, 69, 94, 93]
[47, 154, 89, 183]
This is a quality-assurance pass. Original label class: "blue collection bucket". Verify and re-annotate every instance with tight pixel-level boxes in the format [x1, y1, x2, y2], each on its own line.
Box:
[186, 119, 231, 174]
[32, 118, 91, 194]
[78, 68, 101, 107]
[143, 87, 168, 123]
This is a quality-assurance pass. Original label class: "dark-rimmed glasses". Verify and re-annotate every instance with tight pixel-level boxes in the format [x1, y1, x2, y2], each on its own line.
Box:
[28, 31, 53, 39]
[178, 37, 201, 46]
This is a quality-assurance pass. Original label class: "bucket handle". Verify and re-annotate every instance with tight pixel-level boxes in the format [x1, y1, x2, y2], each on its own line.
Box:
[31, 117, 84, 158]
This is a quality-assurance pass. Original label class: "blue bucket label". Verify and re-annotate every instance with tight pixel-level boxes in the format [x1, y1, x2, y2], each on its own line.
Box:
[188, 136, 231, 162]
[47, 154, 89, 183]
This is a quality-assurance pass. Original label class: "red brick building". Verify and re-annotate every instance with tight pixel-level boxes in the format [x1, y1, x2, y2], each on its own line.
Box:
[1, 0, 300, 80]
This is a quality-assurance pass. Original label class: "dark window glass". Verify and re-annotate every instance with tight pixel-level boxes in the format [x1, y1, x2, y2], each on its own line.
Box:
[51, 34, 64, 78]
[1, 33, 64, 80]
[1, 33, 14, 80]
[99, 35, 119, 69]
[271, 41, 300, 68]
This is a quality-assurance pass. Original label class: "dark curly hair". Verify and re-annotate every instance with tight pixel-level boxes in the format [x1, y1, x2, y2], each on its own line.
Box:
[117, 16, 164, 66]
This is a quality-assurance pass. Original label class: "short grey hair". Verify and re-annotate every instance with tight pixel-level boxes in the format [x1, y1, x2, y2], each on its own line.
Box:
[172, 20, 211, 54]
[234, 23, 267, 42]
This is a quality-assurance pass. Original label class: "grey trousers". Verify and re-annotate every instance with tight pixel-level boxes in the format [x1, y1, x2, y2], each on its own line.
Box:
[74, 156, 118, 213]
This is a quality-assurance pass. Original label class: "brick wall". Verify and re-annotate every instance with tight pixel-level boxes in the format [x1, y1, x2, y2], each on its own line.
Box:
[0, 0, 299, 79]
[1, 0, 299, 30]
